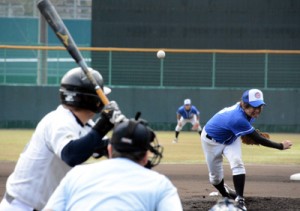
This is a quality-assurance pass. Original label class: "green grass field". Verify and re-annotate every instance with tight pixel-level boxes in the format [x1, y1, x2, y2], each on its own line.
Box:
[0, 129, 299, 165]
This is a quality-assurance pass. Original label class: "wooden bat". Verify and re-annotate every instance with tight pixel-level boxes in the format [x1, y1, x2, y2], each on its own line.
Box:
[37, 0, 109, 105]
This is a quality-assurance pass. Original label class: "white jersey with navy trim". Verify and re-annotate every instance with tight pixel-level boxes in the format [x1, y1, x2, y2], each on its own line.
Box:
[5, 105, 93, 210]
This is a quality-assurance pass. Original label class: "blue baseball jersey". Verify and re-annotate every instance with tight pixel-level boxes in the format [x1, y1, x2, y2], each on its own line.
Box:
[204, 102, 255, 145]
[177, 106, 200, 119]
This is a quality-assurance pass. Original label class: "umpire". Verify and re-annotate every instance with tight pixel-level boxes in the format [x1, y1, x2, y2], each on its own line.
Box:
[43, 119, 183, 211]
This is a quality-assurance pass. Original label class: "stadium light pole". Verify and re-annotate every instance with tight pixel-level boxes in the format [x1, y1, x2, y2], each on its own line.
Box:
[160, 58, 164, 87]
[37, 11, 48, 85]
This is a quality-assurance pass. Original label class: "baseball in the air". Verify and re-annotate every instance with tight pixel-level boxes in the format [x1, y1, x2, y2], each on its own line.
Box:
[157, 50, 166, 59]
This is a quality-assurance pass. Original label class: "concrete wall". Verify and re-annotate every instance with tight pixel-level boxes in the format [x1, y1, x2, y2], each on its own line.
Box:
[1, 85, 299, 132]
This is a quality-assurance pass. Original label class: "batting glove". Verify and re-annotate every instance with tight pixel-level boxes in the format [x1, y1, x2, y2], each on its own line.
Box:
[93, 101, 127, 136]
[102, 101, 127, 124]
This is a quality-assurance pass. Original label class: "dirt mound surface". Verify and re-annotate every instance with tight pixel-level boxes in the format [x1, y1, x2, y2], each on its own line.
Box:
[1, 162, 299, 210]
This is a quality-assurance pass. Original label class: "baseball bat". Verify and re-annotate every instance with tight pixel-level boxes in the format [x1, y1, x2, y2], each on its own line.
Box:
[37, 0, 109, 105]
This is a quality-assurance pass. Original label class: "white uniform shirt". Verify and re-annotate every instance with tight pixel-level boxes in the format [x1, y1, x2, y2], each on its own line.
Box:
[44, 158, 183, 211]
[6, 105, 93, 210]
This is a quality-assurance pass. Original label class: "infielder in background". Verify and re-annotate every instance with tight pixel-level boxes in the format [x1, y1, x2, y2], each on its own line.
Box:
[43, 119, 183, 211]
[201, 89, 292, 211]
[0, 67, 125, 211]
[173, 98, 202, 143]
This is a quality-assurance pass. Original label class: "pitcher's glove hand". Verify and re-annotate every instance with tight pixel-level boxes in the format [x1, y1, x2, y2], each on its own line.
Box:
[241, 129, 270, 145]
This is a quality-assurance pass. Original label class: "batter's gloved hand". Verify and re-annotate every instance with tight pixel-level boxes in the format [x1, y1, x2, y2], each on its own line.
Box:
[93, 101, 127, 135]
[102, 101, 127, 124]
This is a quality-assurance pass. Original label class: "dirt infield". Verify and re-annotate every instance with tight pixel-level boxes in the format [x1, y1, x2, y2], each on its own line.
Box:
[1, 161, 300, 210]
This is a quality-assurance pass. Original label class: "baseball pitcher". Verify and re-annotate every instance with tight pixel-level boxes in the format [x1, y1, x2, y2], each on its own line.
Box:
[201, 89, 292, 211]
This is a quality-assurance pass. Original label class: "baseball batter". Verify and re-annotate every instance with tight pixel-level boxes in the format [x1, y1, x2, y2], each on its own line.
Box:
[0, 67, 125, 211]
[201, 89, 292, 211]
[173, 99, 202, 143]
[43, 119, 182, 211]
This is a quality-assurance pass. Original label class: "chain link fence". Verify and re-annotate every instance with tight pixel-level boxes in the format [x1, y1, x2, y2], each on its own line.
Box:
[1, 46, 300, 89]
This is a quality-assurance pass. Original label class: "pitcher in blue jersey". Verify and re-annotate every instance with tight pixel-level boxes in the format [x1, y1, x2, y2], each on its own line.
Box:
[173, 99, 202, 143]
[201, 89, 292, 211]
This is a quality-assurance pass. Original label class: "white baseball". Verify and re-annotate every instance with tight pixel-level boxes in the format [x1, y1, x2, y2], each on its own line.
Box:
[157, 50, 165, 59]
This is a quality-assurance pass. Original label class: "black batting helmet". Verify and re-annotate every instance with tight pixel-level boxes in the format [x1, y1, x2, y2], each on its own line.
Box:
[60, 67, 111, 113]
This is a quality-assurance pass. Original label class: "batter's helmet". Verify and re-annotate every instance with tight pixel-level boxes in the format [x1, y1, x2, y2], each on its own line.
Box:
[209, 198, 242, 211]
[111, 119, 163, 168]
[60, 67, 111, 113]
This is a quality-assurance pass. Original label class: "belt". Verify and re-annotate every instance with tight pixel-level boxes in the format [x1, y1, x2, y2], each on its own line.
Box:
[206, 134, 213, 140]
[5, 192, 39, 211]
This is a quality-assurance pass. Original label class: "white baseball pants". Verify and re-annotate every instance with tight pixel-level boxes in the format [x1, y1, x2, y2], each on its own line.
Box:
[200, 127, 246, 185]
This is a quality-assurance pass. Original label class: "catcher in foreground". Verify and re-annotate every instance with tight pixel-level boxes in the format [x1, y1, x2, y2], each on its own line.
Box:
[201, 89, 292, 211]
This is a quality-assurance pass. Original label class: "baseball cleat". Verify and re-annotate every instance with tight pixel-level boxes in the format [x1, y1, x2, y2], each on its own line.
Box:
[224, 183, 237, 200]
[172, 138, 178, 144]
[235, 196, 247, 211]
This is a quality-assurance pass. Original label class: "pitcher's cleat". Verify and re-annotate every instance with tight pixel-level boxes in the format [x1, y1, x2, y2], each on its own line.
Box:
[224, 184, 237, 200]
[235, 196, 247, 211]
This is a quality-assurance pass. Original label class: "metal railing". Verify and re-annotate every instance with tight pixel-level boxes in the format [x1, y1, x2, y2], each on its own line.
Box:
[1, 45, 300, 89]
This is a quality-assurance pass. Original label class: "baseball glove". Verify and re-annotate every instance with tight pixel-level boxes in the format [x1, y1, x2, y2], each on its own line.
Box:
[241, 129, 270, 145]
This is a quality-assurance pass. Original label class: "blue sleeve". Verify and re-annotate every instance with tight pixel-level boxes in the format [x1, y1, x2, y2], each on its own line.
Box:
[231, 117, 254, 137]
[191, 106, 200, 115]
[176, 106, 183, 115]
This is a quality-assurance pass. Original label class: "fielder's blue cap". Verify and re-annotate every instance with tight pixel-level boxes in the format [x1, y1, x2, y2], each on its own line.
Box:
[242, 89, 266, 107]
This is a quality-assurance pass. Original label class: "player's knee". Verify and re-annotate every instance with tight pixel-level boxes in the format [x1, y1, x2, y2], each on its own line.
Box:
[209, 174, 223, 185]
[230, 158, 245, 175]
[175, 126, 182, 131]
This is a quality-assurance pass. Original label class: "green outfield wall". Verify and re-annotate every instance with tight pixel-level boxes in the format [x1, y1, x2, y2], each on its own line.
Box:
[92, 0, 300, 50]
[1, 85, 299, 132]
[0, 18, 90, 46]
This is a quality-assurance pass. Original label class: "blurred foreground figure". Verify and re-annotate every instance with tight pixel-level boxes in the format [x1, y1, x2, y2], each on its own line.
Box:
[0, 67, 125, 211]
[44, 119, 183, 211]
